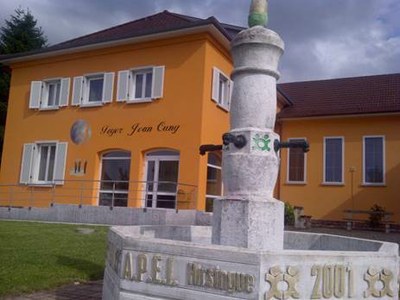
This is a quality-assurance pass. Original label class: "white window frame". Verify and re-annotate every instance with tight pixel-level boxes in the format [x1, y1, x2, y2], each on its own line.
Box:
[205, 152, 223, 212]
[72, 72, 114, 107]
[130, 68, 153, 101]
[143, 150, 180, 209]
[98, 151, 131, 207]
[84, 74, 104, 105]
[117, 66, 165, 103]
[20, 141, 68, 186]
[286, 138, 307, 184]
[33, 143, 57, 184]
[323, 136, 344, 185]
[363, 135, 385, 186]
[29, 78, 70, 110]
[211, 67, 233, 111]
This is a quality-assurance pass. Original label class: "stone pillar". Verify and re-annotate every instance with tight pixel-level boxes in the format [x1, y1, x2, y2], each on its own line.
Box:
[212, 25, 285, 251]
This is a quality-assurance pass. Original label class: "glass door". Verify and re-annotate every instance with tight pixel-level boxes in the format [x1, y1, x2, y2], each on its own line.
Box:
[145, 150, 179, 209]
[99, 151, 131, 207]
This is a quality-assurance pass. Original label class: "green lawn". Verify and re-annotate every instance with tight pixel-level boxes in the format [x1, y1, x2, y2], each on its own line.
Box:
[0, 220, 109, 296]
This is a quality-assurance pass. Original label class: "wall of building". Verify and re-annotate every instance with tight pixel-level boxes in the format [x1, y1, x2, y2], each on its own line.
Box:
[0, 33, 231, 210]
[279, 114, 400, 220]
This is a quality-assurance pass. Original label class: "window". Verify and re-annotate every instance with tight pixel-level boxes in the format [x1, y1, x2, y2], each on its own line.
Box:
[117, 66, 165, 102]
[324, 137, 344, 184]
[205, 152, 222, 212]
[99, 151, 131, 207]
[211, 67, 233, 111]
[29, 78, 70, 109]
[287, 138, 307, 183]
[20, 142, 68, 185]
[144, 150, 179, 209]
[72, 72, 114, 106]
[363, 136, 385, 185]
[87, 75, 104, 103]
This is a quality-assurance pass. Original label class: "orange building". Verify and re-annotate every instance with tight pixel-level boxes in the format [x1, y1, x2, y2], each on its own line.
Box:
[0, 11, 241, 211]
[1, 11, 399, 223]
[277, 75, 400, 221]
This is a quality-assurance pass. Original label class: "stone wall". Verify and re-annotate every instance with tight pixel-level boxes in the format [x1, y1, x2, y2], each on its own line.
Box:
[0, 204, 212, 226]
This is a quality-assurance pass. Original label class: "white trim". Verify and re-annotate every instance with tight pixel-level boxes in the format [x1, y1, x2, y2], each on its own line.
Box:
[98, 150, 131, 207]
[29, 81, 43, 109]
[1, 25, 231, 65]
[126, 99, 152, 104]
[117, 70, 129, 102]
[128, 67, 154, 102]
[40, 79, 63, 109]
[143, 150, 180, 209]
[286, 137, 307, 184]
[323, 136, 344, 185]
[20, 143, 35, 184]
[362, 135, 385, 185]
[152, 66, 165, 99]
[82, 73, 104, 105]
[22, 140, 68, 186]
[80, 102, 104, 108]
[102, 72, 115, 103]
[206, 152, 223, 198]
[211, 67, 232, 111]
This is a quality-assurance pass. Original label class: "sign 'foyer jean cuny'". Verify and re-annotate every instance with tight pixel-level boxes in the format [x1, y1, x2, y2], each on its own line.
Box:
[103, 1, 400, 299]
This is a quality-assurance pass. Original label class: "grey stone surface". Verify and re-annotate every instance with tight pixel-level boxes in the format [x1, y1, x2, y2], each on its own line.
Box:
[0, 205, 211, 226]
[212, 198, 284, 250]
[214, 25, 285, 252]
[102, 225, 399, 300]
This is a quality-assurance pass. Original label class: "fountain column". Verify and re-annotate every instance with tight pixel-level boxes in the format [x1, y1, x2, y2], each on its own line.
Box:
[212, 0, 285, 251]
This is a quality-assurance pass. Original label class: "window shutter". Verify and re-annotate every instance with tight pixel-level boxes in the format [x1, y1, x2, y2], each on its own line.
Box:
[53, 142, 68, 185]
[117, 70, 129, 102]
[102, 72, 114, 103]
[20, 143, 35, 184]
[211, 67, 220, 102]
[59, 78, 70, 107]
[72, 76, 83, 106]
[151, 66, 165, 99]
[29, 81, 43, 109]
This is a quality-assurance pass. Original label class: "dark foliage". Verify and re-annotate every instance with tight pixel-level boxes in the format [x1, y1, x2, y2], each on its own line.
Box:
[0, 8, 47, 162]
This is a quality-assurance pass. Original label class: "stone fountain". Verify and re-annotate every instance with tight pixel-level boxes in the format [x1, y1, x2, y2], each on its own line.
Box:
[102, 1, 399, 299]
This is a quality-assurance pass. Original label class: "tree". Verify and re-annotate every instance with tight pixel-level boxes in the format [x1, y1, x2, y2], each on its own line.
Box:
[0, 8, 47, 161]
[0, 8, 47, 54]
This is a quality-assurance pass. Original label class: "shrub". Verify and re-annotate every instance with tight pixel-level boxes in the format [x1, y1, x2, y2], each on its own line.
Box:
[368, 204, 385, 228]
[284, 202, 295, 226]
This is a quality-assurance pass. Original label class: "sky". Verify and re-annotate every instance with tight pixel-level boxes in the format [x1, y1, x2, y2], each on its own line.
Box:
[0, 0, 399, 83]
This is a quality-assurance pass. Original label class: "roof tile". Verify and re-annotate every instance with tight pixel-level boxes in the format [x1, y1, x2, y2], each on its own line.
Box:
[278, 74, 400, 118]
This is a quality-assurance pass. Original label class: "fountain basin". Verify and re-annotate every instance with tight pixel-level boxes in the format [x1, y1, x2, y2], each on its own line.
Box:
[103, 225, 399, 299]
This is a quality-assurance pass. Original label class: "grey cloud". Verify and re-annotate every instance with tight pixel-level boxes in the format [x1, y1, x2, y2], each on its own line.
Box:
[0, 0, 399, 82]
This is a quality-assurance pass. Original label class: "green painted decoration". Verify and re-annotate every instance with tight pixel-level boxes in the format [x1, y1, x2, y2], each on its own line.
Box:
[252, 134, 271, 152]
[248, 0, 268, 27]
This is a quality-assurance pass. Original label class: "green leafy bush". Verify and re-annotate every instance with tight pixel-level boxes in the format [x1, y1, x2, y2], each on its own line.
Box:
[368, 204, 385, 228]
[284, 202, 295, 226]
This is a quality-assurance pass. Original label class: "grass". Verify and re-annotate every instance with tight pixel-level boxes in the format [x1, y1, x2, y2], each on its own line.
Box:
[0, 220, 109, 296]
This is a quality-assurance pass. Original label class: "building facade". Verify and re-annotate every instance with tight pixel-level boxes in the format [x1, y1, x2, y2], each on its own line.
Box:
[0, 11, 241, 211]
[1, 11, 399, 222]
[278, 75, 400, 220]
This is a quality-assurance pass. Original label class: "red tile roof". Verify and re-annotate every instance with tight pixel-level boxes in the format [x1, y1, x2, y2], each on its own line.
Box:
[0, 11, 244, 62]
[278, 73, 400, 118]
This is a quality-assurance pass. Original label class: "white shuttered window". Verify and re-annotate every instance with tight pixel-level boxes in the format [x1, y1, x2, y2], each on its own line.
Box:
[29, 78, 70, 109]
[19, 141, 68, 185]
[117, 66, 165, 102]
[211, 67, 233, 111]
[72, 72, 114, 106]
